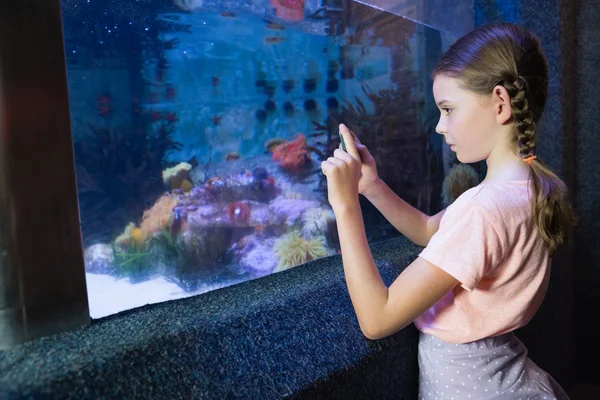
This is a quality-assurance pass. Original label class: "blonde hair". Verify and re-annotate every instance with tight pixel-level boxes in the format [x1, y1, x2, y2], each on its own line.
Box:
[434, 22, 577, 255]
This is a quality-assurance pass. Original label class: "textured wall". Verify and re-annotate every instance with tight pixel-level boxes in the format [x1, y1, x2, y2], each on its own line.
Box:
[573, 0, 600, 384]
[474, 0, 577, 391]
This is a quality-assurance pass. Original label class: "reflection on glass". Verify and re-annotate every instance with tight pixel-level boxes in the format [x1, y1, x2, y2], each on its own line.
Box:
[61, 0, 456, 318]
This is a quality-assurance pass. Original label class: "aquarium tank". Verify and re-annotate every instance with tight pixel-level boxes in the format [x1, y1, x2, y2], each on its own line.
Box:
[60, 0, 467, 318]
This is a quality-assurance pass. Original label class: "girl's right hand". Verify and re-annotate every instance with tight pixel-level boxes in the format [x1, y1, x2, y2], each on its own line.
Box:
[341, 126, 381, 196]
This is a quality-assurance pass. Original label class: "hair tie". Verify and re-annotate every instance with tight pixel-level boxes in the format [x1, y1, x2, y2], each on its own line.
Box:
[523, 155, 537, 165]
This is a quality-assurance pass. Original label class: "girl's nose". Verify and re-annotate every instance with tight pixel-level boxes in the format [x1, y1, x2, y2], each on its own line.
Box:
[435, 118, 446, 135]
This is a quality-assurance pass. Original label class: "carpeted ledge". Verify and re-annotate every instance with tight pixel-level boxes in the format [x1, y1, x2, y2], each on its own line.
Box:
[0, 237, 422, 399]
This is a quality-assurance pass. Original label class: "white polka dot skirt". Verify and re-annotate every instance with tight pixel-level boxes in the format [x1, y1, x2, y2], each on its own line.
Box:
[418, 332, 570, 399]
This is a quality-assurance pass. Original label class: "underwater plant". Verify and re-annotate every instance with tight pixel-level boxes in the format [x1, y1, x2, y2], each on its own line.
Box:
[74, 121, 183, 246]
[151, 219, 233, 292]
[111, 239, 155, 283]
[274, 231, 328, 272]
[311, 83, 444, 242]
[441, 163, 480, 207]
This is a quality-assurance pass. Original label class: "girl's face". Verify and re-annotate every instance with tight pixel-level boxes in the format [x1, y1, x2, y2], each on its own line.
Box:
[432, 75, 504, 164]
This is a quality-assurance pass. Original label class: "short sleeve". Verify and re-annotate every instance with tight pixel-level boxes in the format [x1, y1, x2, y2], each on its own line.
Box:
[418, 203, 506, 291]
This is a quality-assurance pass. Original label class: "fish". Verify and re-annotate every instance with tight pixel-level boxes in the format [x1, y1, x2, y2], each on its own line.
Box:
[211, 115, 222, 126]
[264, 36, 286, 45]
[265, 138, 286, 153]
[220, 11, 236, 17]
[225, 152, 241, 161]
[266, 22, 286, 31]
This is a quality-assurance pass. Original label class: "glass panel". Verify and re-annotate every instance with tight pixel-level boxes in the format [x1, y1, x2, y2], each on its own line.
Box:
[354, 0, 474, 37]
[61, 0, 463, 318]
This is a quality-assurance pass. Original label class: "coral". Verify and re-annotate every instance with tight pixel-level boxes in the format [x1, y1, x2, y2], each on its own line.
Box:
[225, 201, 251, 225]
[274, 231, 328, 272]
[162, 162, 192, 190]
[301, 206, 336, 237]
[269, 197, 321, 227]
[272, 134, 312, 172]
[180, 179, 194, 193]
[441, 163, 480, 207]
[130, 227, 146, 247]
[115, 222, 136, 247]
[271, 0, 305, 21]
[139, 193, 178, 239]
[239, 239, 279, 277]
[84, 244, 117, 275]
[114, 223, 148, 249]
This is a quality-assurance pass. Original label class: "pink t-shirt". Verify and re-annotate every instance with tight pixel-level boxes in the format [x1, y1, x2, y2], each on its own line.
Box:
[414, 180, 551, 344]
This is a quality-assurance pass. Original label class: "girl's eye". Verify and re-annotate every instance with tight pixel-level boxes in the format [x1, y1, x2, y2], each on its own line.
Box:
[442, 107, 452, 115]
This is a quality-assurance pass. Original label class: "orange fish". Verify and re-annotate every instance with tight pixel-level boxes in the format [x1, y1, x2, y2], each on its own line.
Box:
[225, 152, 241, 161]
[266, 22, 286, 31]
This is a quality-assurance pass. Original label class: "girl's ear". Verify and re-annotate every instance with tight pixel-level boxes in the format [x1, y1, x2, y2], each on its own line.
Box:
[492, 85, 513, 125]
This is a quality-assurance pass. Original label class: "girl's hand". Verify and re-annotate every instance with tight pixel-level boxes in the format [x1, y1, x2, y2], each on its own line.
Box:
[343, 127, 381, 196]
[321, 124, 362, 212]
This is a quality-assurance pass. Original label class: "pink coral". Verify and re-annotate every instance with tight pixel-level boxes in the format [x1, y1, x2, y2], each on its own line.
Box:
[272, 134, 311, 172]
[270, 0, 305, 21]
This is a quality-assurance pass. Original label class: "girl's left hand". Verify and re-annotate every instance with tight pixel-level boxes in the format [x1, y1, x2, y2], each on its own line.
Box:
[321, 124, 362, 212]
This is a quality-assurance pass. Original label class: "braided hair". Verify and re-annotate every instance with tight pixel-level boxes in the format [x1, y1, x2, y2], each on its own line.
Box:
[505, 76, 536, 159]
[433, 22, 576, 256]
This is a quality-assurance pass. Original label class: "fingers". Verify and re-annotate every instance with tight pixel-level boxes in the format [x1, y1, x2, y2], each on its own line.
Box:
[347, 127, 361, 144]
[321, 156, 344, 176]
[327, 154, 345, 166]
[339, 124, 361, 160]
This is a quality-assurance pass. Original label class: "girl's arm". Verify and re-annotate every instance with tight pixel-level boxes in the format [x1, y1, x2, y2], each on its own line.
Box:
[336, 203, 458, 340]
[362, 179, 446, 247]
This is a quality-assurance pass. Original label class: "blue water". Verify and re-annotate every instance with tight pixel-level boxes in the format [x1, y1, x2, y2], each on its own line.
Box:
[61, 0, 450, 318]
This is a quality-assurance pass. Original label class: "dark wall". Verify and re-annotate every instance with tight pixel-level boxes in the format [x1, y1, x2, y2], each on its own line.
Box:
[476, 0, 600, 388]
[573, 0, 600, 384]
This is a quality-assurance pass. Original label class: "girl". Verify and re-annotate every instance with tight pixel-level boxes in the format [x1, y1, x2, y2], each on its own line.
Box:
[321, 22, 576, 399]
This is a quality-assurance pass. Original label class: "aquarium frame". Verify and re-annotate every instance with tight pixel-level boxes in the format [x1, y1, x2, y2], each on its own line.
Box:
[0, 0, 90, 349]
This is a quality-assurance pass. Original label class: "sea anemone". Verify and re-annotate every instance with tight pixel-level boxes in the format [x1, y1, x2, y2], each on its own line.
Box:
[441, 163, 480, 206]
[274, 231, 328, 272]
[130, 227, 146, 247]
[225, 201, 251, 224]
[162, 162, 192, 190]
[301, 206, 336, 237]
